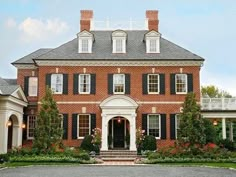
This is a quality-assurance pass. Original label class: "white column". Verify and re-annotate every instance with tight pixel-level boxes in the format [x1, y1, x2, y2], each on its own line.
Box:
[101, 114, 108, 151]
[229, 121, 233, 141]
[0, 112, 8, 154]
[222, 118, 226, 139]
[129, 114, 137, 151]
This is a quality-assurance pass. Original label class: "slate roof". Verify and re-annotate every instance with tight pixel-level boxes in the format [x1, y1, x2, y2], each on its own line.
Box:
[0, 77, 19, 95]
[12, 48, 52, 64]
[12, 31, 204, 64]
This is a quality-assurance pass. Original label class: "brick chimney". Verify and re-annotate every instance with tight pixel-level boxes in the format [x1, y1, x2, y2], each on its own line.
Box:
[146, 10, 159, 31]
[80, 10, 93, 31]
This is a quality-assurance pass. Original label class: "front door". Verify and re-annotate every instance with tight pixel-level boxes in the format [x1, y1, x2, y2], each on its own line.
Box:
[7, 119, 13, 150]
[113, 119, 125, 148]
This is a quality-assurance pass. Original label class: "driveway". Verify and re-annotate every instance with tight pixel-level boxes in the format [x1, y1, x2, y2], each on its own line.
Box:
[0, 165, 235, 177]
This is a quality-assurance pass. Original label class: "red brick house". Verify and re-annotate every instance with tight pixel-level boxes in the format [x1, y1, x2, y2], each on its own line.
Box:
[12, 10, 204, 151]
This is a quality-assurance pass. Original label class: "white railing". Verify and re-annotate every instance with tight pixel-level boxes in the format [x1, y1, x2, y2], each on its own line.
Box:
[201, 98, 236, 110]
[90, 19, 148, 30]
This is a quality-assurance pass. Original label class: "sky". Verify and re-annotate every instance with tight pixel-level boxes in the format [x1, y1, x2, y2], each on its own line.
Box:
[0, 0, 235, 96]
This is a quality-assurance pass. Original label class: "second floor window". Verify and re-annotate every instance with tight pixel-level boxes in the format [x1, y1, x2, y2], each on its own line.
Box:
[148, 74, 159, 93]
[115, 39, 123, 53]
[79, 74, 91, 94]
[28, 77, 38, 96]
[175, 74, 187, 94]
[149, 39, 157, 53]
[113, 74, 125, 94]
[51, 74, 63, 94]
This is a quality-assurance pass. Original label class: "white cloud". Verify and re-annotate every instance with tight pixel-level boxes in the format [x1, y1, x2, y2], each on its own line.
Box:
[5, 18, 17, 28]
[19, 17, 69, 42]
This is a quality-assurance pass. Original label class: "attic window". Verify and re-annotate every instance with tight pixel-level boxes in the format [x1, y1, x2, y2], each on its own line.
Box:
[112, 30, 127, 53]
[145, 30, 161, 53]
[77, 30, 94, 53]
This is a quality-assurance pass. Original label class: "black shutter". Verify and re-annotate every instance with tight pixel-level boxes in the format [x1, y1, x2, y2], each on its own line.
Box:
[24, 76, 29, 96]
[63, 74, 68, 94]
[170, 74, 176, 95]
[46, 74, 51, 88]
[62, 114, 68, 140]
[187, 74, 193, 93]
[90, 114, 96, 135]
[91, 74, 96, 94]
[142, 74, 148, 94]
[161, 114, 166, 139]
[125, 74, 130, 94]
[142, 114, 147, 135]
[170, 114, 176, 140]
[108, 74, 113, 94]
[159, 74, 165, 95]
[73, 74, 79, 95]
[23, 115, 27, 140]
[72, 114, 78, 139]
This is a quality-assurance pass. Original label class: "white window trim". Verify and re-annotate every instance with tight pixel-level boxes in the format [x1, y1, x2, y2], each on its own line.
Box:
[79, 74, 91, 94]
[27, 115, 36, 140]
[147, 114, 161, 139]
[175, 74, 188, 94]
[147, 74, 160, 94]
[77, 114, 91, 139]
[28, 77, 38, 96]
[51, 74, 63, 94]
[113, 74, 125, 94]
[175, 114, 180, 139]
[112, 37, 126, 53]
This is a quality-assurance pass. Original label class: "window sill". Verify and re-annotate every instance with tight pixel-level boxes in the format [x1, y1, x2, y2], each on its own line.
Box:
[176, 92, 187, 95]
[79, 92, 91, 95]
[148, 92, 160, 94]
[77, 137, 84, 139]
[155, 137, 160, 140]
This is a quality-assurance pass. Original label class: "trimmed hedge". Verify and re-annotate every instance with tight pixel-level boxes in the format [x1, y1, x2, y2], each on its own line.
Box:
[142, 135, 157, 151]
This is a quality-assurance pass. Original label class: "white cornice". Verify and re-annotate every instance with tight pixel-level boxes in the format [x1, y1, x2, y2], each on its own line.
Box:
[35, 60, 204, 67]
[13, 64, 38, 69]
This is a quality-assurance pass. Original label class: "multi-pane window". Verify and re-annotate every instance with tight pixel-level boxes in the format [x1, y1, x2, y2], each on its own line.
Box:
[148, 114, 160, 138]
[175, 74, 187, 93]
[81, 39, 89, 53]
[113, 74, 125, 93]
[51, 74, 63, 94]
[27, 115, 36, 139]
[149, 39, 157, 52]
[175, 114, 181, 138]
[79, 74, 90, 94]
[148, 74, 159, 93]
[78, 114, 90, 138]
[28, 77, 38, 96]
[115, 39, 123, 53]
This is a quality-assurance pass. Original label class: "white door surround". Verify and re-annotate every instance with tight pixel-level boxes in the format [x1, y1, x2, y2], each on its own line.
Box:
[100, 95, 138, 151]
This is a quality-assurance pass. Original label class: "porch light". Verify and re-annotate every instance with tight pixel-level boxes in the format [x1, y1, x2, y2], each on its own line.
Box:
[7, 121, 12, 127]
[22, 123, 26, 129]
[213, 119, 218, 126]
[117, 117, 121, 123]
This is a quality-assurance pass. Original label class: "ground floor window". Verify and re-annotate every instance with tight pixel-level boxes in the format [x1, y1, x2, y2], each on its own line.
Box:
[77, 114, 90, 138]
[27, 115, 36, 139]
[147, 114, 160, 138]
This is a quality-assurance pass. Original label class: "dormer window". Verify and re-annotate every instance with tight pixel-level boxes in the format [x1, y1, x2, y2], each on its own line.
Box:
[144, 30, 161, 53]
[77, 30, 94, 53]
[112, 30, 127, 53]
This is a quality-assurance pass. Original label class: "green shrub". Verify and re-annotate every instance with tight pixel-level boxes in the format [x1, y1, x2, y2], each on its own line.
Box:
[73, 152, 90, 161]
[80, 135, 94, 152]
[218, 139, 235, 151]
[142, 135, 156, 151]
[0, 154, 9, 163]
[148, 152, 160, 160]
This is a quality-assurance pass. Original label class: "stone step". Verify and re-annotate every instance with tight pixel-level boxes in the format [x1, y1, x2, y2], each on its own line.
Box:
[100, 150, 137, 156]
[100, 154, 137, 158]
[101, 157, 136, 161]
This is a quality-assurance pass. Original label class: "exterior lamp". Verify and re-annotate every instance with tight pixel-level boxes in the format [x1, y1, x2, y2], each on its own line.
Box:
[22, 123, 26, 129]
[7, 121, 12, 127]
[117, 117, 121, 123]
[213, 119, 218, 126]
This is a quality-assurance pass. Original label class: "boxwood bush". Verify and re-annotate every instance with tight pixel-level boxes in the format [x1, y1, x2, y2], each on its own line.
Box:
[142, 135, 156, 151]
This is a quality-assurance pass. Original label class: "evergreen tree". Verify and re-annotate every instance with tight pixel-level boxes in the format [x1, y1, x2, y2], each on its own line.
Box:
[33, 87, 63, 152]
[177, 93, 206, 150]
